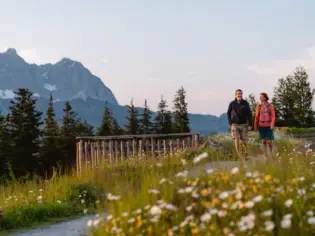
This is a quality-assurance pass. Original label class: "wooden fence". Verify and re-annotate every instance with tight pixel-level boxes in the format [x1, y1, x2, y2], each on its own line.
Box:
[76, 132, 202, 177]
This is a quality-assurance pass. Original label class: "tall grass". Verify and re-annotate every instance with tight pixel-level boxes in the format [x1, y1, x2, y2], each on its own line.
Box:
[0, 131, 310, 235]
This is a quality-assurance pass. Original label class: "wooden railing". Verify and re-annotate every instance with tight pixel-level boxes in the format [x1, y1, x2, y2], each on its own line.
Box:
[76, 132, 202, 177]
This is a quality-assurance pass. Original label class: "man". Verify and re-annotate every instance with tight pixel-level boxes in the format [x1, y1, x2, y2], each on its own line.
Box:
[227, 89, 252, 159]
[254, 92, 275, 156]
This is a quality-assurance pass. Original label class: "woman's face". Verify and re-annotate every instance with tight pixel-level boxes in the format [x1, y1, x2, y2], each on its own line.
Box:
[260, 94, 266, 102]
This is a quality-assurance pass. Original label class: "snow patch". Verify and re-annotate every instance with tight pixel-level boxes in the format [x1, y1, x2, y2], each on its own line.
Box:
[53, 98, 61, 103]
[42, 72, 48, 77]
[72, 91, 87, 100]
[0, 89, 15, 99]
[33, 93, 40, 97]
[68, 62, 76, 68]
[44, 83, 57, 91]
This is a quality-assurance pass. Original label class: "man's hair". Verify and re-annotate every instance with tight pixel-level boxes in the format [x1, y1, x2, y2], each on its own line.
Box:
[260, 92, 269, 101]
[235, 89, 243, 95]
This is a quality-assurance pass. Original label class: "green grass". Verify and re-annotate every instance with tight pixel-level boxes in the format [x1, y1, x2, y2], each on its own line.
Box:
[285, 127, 315, 134]
[0, 131, 312, 235]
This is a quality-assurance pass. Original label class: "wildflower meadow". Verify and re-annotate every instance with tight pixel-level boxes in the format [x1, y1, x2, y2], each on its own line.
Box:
[1, 131, 315, 236]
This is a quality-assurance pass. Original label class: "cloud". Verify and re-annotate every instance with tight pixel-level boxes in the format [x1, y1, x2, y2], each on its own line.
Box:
[248, 47, 315, 76]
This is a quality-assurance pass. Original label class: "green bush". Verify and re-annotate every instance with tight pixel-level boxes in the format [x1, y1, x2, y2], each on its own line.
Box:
[67, 183, 98, 210]
[0, 203, 80, 231]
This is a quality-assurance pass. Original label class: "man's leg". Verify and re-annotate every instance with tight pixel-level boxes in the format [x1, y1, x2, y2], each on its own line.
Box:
[240, 124, 249, 158]
[231, 125, 241, 157]
[234, 138, 241, 157]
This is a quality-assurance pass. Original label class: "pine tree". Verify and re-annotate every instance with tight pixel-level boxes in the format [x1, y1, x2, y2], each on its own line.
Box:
[139, 99, 153, 134]
[154, 97, 173, 134]
[291, 66, 315, 127]
[0, 113, 7, 178]
[172, 87, 190, 133]
[76, 120, 94, 136]
[125, 99, 139, 135]
[60, 101, 79, 167]
[112, 119, 124, 135]
[41, 93, 61, 174]
[97, 102, 114, 136]
[97, 102, 122, 135]
[6, 88, 43, 177]
[273, 76, 297, 127]
[245, 93, 258, 124]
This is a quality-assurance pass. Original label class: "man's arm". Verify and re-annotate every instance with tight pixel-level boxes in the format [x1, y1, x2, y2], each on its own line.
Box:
[227, 102, 232, 125]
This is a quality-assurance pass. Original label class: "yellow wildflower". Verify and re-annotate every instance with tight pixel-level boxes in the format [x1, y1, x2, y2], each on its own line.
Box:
[209, 224, 216, 231]
[249, 179, 254, 184]
[137, 215, 142, 221]
[200, 188, 208, 197]
[202, 200, 212, 208]
[252, 185, 258, 193]
[147, 226, 152, 234]
[228, 196, 234, 204]
[264, 175, 272, 182]
[136, 219, 142, 228]
[191, 227, 200, 235]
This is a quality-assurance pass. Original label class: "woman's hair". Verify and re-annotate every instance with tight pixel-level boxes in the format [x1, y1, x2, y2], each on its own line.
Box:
[260, 92, 269, 101]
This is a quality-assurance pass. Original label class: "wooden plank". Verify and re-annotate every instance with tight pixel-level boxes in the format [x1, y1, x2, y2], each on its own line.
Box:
[176, 138, 180, 151]
[120, 140, 124, 162]
[96, 141, 99, 166]
[132, 139, 136, 158]
[85, 141, 88, 169]
[139, 139, 142, 157]
[163, 140, 167, 155]
[91, 142, 94, 167]
[157, 139, 161, 155]
[169, 139, 173, 155]
[126, 141, 130, 157]
[109, 141, 113, 164]
[151, 138, 155, 157]
[101, 141, 105, 166]
[79, 140, 83, 176]
[76, 132, 202, 140]
[115, 140, 119, 163]
[145, 139, 150, 157]
[76, 142, 79, 177]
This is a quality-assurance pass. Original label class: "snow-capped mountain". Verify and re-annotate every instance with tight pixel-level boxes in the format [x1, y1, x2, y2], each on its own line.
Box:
[0, 48, 229, 134]
[0, 48, 118, 104]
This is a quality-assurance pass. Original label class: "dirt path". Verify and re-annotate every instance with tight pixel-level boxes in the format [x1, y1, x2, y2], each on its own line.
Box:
[188, 154, 267, 177]
[8, 215, 97, 236]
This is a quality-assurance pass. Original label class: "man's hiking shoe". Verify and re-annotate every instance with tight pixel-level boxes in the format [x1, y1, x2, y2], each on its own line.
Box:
[243, 153, 250, 161]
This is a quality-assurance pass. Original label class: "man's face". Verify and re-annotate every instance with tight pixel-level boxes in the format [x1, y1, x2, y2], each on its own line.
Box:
[235, 90, 243, 100]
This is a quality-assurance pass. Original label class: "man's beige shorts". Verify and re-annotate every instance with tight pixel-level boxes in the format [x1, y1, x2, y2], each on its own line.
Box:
[231, 124, 248, 140]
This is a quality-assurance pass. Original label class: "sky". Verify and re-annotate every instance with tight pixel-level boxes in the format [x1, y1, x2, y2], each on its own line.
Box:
[1, 0, 315, 116]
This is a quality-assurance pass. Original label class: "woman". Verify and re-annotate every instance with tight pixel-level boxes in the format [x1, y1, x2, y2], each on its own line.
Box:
[254, 92, 276, 156]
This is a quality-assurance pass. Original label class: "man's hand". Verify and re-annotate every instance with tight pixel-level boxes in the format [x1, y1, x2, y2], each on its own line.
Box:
[270, 125, 274, 130]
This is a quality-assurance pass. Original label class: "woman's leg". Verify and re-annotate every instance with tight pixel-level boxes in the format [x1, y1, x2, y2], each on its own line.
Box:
[267, 128, 274, 155]
[267, 140, 273, 154]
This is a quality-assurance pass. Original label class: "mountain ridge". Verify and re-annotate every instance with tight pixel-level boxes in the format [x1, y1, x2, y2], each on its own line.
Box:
[0, 48, 118, 104]
[0, 48, 229, 134]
